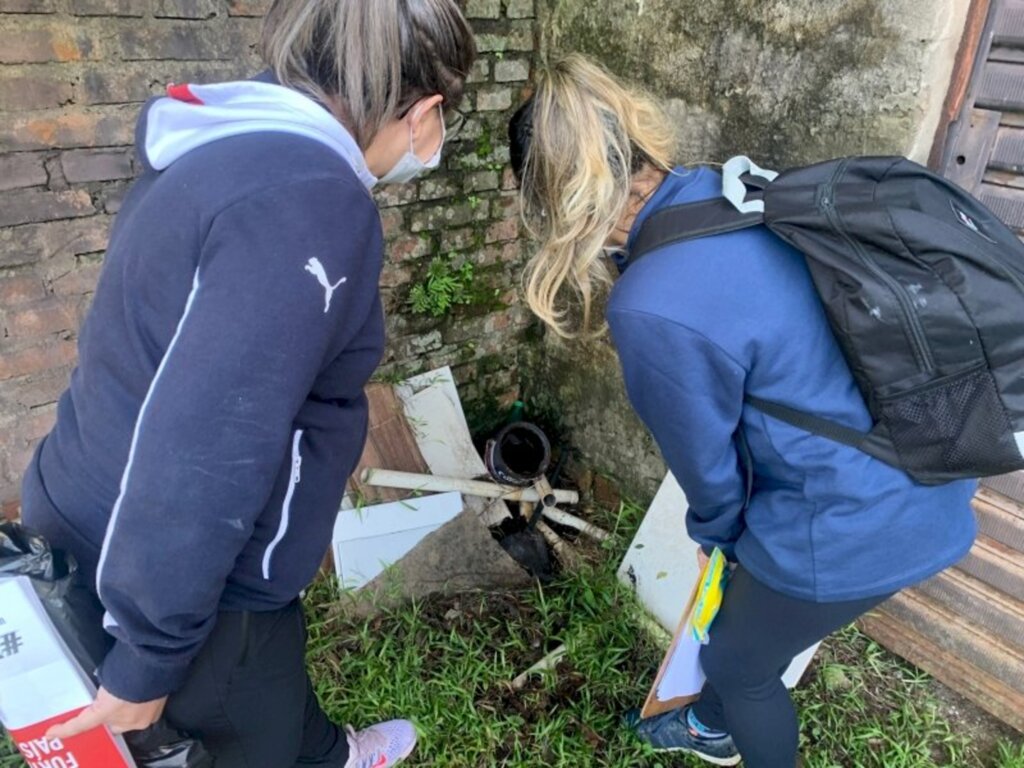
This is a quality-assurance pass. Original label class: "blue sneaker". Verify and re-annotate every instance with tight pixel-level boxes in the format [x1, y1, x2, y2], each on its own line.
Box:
[623, 707, 741, 766]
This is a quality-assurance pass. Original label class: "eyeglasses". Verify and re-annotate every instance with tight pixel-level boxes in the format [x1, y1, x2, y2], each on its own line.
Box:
[444, 108, 467, 140]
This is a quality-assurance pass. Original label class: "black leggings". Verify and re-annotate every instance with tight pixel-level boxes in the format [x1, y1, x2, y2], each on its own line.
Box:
[693, 567, 892, 768]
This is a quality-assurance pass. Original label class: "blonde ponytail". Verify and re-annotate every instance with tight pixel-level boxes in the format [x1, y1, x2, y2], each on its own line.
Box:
[517, 55, 677, 337]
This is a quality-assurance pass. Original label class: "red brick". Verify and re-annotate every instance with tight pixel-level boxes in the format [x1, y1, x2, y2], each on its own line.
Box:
[3, 299, 78, 339]
[0, 216, 112, 269]
[61, 149, 133, 183]
[0, 27, 98, 64]
[70, 0, 146, 15]
[2, 106, 136, 151]
[0, 73, 76, 112]
[0, 189, 95, 228]
[0, 275, 46, 306]
[0, 153, 47, 191]
[0, 339, 77, 381]
[0, 0, 58, 12]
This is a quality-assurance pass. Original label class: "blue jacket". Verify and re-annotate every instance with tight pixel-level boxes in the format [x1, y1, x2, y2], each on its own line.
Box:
[22, 79, 385, 701]
[607, 166, 977, 603]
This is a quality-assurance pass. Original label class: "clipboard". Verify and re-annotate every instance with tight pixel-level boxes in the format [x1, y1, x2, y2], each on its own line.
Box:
[640, 548, 728, 719]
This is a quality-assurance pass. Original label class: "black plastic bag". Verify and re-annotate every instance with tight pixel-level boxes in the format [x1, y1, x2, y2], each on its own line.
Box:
[0, 521, 214, 768]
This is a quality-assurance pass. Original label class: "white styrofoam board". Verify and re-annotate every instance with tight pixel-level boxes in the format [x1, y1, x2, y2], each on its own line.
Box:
[619, 473, 819, 690]
[395, 366, 488, 479]
[332, 492, 463, 589]
[395, 366, 509, 526]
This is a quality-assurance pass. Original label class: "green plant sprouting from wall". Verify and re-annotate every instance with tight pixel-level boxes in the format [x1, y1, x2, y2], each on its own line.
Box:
[409, 255, 476, 317]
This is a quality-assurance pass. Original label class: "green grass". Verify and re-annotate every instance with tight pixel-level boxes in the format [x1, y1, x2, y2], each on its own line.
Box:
[2, 500, 1022, 766]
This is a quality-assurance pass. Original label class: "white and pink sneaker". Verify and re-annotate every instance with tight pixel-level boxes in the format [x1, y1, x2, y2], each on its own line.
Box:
[343, 720, 417, 768]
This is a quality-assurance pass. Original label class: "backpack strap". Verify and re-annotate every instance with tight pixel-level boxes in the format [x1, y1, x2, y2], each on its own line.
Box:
[744, 395, 871, 450]
[629, 198, 764, 262]
[745, 394, 903, 469]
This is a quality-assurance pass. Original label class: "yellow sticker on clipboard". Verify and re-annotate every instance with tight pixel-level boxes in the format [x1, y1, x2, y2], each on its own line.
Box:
[688, 547, 729, 645]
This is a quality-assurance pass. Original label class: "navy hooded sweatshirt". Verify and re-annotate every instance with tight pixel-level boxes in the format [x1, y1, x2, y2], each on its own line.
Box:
[21, 79, 385, 702]
[608, 166, 977, 603]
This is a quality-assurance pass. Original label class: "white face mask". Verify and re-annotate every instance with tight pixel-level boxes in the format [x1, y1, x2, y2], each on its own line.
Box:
[378, 104, 445, 185]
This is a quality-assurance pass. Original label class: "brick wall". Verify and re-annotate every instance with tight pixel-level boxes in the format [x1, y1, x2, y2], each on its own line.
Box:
[0, 0, 538, 517]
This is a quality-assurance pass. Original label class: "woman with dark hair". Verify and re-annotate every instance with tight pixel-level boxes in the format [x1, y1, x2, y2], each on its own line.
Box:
[509, 54, 976, 768]
[21, 2, 476, 766]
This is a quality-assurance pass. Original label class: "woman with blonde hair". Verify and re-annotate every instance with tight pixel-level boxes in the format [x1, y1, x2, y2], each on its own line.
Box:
[21, 2, 475, 766]
[509, 55, 976, 768]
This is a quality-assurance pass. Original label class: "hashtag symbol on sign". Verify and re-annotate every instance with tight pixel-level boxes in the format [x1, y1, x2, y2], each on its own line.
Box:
[0, 631, 23, 659]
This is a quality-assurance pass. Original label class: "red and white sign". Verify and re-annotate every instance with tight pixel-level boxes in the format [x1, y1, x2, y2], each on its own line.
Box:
[0, 576, 134, 768]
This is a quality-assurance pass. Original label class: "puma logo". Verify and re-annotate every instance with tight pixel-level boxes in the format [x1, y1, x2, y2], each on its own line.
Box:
[304, 258, 348, 313]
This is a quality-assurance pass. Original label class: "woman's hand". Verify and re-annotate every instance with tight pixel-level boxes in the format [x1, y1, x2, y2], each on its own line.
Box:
[697, 546, 710, 573]
[46, 687, 167, 739]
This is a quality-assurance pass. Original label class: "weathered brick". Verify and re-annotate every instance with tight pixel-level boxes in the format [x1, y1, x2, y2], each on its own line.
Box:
[374, 183, 419, 208]
[2, 298, 78, 340]
[79, 61, 252, 105]
[467, 59, 491, 85]
[467, 170, 500, 191]
[0, 339, 77, 381]
[0, 0, 57, 12]
[48, 260, 103, 296]
[0, 366, 74, 410]
[506, 0, 535, 18]
[486, 216, 520, 243]
[379, 208, 405, 240]
[0, 216, 112, 268]
[476, 87, 513, 112]
[0, 26, 99, 64]
[70, 0, 146, 16]
[0, 189, 95, 228]
[410, 202, 475, 233]
[16, 405, 58, 442]
[60, 148, 133, 183]
[0, 73, 76, 112]
[118, 24, 252, 61]
[388, 234, 431, 262]
[465, 0, 500, 18]
[2, 105, 136, 151]
[379, 264, 414, 290]
[101, 183, 128, 214]
[155, 0, 218, 19]
[509, 21, 535, 50]
[0, 153, 47, 191]
[418, 176, 462, 201]
[227, 0, 269, 16]
[0, 275, 46, 306]
[1, 498, 20, 521]
[495, 58, 530, 83]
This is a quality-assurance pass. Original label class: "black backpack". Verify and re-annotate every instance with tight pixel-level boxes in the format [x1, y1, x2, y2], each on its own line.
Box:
[630, 155, 1024, 485]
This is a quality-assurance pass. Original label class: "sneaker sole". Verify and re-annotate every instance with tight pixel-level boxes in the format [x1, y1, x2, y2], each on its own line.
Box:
[652, 746, 741, 766]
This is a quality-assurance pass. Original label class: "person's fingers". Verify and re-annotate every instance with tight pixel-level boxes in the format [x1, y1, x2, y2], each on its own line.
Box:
[45, 705, 107, 741]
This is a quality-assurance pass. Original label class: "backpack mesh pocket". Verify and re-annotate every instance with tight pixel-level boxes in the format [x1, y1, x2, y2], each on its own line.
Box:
[880, 367, 1021, 478]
